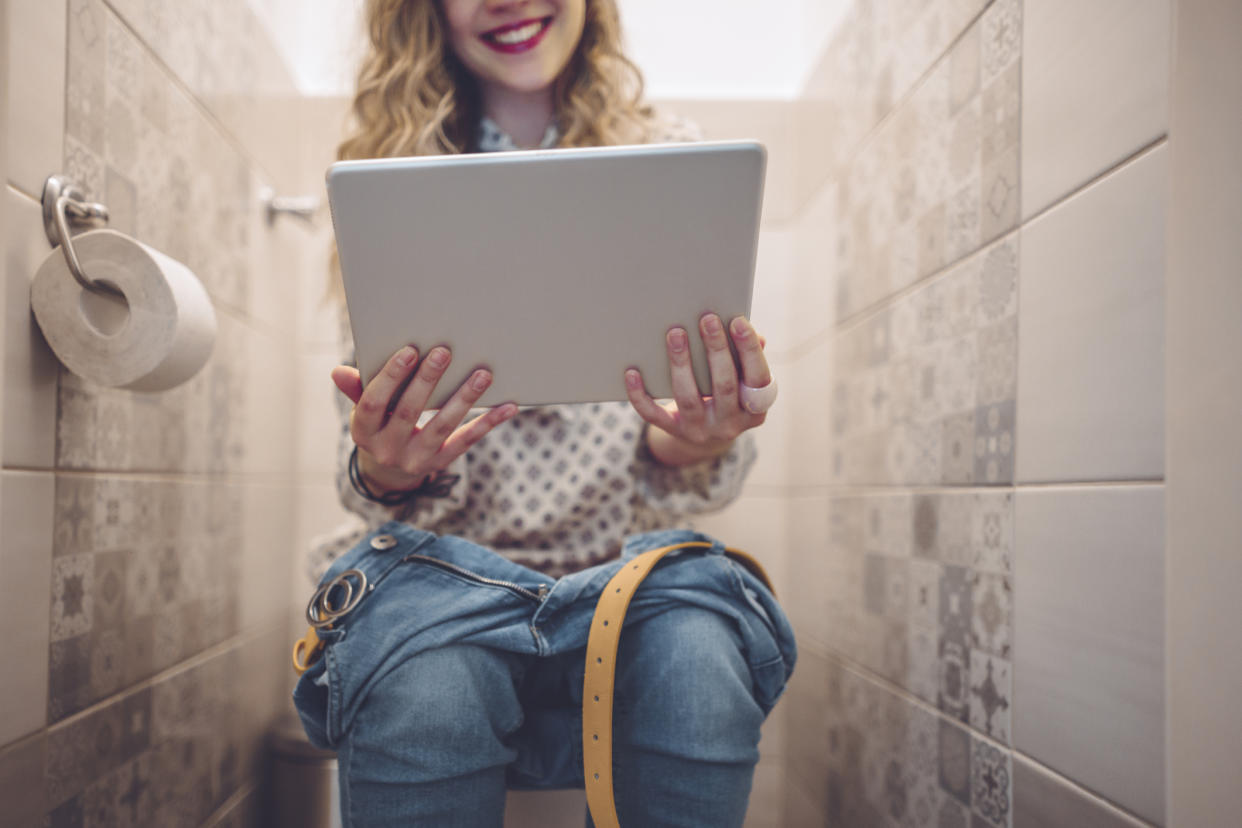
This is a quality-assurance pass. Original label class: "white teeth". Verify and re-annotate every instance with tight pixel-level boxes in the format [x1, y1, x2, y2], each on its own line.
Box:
[493, 21, 542, 45]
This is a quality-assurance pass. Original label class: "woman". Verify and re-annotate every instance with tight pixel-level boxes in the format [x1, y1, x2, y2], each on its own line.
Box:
[295, 2, 795, 825]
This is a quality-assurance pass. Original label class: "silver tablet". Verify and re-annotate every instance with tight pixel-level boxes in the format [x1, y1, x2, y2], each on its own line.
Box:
[326, 140, 766, 409]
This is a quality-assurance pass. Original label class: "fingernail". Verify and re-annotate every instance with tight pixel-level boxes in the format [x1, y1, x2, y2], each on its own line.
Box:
[668, 328, 688, 352]
[471, 371, 491, 391]
[428, 348, 449, 369]
[701, 314, 722, 336]
[730, 317, 749, 339]
[499, 403, 518, 418]
[396, 346, 417, 367]
[625, 369, 641, 389]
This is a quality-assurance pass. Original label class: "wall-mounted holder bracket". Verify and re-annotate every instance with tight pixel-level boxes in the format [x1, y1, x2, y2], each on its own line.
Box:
[260, 186, 321, 226]
[41, 175, 115, 294]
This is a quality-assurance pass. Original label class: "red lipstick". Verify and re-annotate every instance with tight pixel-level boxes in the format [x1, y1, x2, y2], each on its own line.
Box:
[480, 17, 552, 54]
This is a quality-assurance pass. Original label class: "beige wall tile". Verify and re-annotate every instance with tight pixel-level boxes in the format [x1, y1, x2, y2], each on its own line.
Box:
[692, 494, 789, 592]
[748, 226, 797, 360]
[653, 99, 799, 227]
[1016, 146, 1165, 483]
[789, 179, 836, 352]
[784, 493, 831, 649]
[1013, 753, 1148, 828]
[783, 335, 833, 489]
[298, 348, 346, 479]
[241, 322, 298, 477]
[0, 471, 54, 745]
[6, 0, 65, 198]
[3, 186, 59, 469]
[1013, 485, 1165, 824]
[1165, 1, 1242, 823]
[504, 789, 585, 827]
[1021, 0, 1170, 218]
[239, 482, 297, 633]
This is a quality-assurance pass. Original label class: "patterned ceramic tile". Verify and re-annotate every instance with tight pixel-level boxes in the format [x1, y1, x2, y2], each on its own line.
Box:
[908, 623, 940, 706]
[970, 572, 1012, 658]
[974, 401, 1016, 484]
[50, 554, 94, 642]
[971, 736, 1013, 827]
[969, 651, 1012, 745]
[971, 491, 1013, 575]
[939, 718, 972, 805]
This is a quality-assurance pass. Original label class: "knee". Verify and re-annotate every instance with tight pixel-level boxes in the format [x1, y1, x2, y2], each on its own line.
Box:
[614, 607, 763, 755]
[350, 645, 526, 780]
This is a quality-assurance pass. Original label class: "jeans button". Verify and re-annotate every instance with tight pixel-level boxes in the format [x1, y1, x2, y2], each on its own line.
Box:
[370, 533, 397, 551]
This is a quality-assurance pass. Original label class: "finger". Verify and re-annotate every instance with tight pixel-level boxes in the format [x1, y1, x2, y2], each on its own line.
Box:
[331, 365, 363, 404]
[409, 368, 495, 466]
[624, 368, 680, 434]
[729, 317, 773, 387]
[699, 313, 741, 419]
[385, 346, 451, 433]
[435, 403, 519, 466]
[352, 346, 418, 440]
[665, 327, 707, 437]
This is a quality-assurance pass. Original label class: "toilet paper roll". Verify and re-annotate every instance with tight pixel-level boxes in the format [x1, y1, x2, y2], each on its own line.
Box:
[30, 229, 217, 392]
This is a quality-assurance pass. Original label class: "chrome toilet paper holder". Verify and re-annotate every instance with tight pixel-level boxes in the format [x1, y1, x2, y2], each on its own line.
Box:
[41, 174, 115, 294]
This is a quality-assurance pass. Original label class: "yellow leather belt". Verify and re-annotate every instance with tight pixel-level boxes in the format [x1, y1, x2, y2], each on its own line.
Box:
[582, 541, 774, 828]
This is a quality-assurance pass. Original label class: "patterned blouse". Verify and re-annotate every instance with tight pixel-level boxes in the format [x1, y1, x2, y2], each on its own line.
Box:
[308, 113, 757, 582]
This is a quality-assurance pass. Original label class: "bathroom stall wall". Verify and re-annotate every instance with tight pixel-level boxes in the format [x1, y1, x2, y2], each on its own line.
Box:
[0, 1, 313, 824]
[778, 0, 1171, 825]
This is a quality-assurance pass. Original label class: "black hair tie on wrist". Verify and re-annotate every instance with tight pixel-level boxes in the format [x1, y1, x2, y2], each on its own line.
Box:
[348, 445, 460, 506]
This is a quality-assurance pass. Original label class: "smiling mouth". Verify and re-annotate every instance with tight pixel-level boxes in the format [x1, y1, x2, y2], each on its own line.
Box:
[480, 16, 553, 54]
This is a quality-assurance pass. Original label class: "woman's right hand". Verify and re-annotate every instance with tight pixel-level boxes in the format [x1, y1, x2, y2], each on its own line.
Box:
[331, 345, 517, 495]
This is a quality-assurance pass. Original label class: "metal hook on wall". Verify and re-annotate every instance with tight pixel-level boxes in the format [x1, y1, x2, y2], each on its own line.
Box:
[41, 175, 116, 294]
[259, 186, 321, 226]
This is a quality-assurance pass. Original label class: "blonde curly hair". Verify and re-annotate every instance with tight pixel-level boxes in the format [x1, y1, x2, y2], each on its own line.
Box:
[328, 0, 657, 299]
[341, 0, 654, 158]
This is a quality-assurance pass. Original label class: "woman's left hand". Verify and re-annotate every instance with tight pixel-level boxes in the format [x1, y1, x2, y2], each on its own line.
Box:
[624, 313, 774, 467]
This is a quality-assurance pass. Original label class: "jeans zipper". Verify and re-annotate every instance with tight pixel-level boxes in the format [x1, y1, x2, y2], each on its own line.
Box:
[403, 553, 547, 603]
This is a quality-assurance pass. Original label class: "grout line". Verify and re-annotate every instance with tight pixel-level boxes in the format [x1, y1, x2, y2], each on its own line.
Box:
[200, 781, 261, 828]
[799, 638, 1014, 753]
[47, 620, 289, 735]
[2, 465, 301, 484]
[797, 643, 1161, 827]
[835, 227, 1021, 335]
[732, 479, 1164, 500]
[1017, 135, 1169, 230]
[98, 1, 283, 192]
[786, 0, 1000, 221]
[832, 135, 1169, 332]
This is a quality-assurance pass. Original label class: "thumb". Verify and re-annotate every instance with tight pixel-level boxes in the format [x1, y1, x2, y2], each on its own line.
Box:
[331, 365, 364, 404]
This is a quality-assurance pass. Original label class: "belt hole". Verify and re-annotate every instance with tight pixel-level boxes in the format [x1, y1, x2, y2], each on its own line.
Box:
[594, 773, 600, 780]
[593, 734, 598, 741]
[602, 620, 609, 626]
[594, 695, 599, 702]
[596, 657, 602, 664]
[615, 587, 621, 593]
[632, 565, 638, 570]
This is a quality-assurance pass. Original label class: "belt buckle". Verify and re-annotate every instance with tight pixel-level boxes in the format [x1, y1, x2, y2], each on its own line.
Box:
[306, 568, 369, 629]
[293, 568, 369, 676]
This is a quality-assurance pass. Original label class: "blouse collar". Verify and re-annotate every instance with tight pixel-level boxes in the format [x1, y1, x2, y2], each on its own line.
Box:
[477, 116, 559, 152]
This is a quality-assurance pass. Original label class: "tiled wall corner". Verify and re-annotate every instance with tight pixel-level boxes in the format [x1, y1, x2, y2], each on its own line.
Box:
[1020, 0, 1170, 218]
[1013, 485, 1165, 824]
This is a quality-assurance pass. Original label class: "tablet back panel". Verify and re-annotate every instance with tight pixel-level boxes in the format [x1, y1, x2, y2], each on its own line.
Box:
[327, 140, 765, 409]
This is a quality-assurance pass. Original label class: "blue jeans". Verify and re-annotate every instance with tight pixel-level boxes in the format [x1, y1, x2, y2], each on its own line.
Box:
[293, 522, 796, 827]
